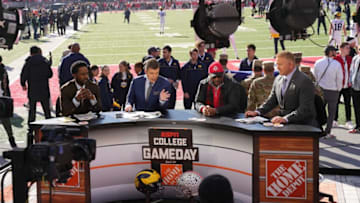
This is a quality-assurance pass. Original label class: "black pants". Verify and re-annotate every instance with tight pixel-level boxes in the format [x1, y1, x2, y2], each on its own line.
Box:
[317, 17, 327, 35]
[1, 118, 16, 147]
[183, 94, 195, 109]
[28, 98, 51, 126]
[50, 23, 55, 33]
[352, 89, 360, 129]
[168, 87, 176, 109]
[73, 21, 78, 31]
[335, 88, 352, 122]
[124, 16, 130, 24]
[274, 38, 285, 55]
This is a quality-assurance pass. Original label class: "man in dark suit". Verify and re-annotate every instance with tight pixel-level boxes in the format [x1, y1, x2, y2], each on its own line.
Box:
[246, 51, 316, 125]
[195, 62, 247, 117]
[59, 43, 90, 87]
[61, 61, 101, 116]
[125, 59, 171, 112]
[21, 46, 53, 126]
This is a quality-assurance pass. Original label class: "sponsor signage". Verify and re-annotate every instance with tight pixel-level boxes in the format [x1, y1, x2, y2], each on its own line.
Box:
[266, 159, 307, 199]
[142, 128, 199, 185]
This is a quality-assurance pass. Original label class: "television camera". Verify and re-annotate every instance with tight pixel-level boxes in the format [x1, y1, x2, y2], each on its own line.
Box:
[2, 125, 96, 203]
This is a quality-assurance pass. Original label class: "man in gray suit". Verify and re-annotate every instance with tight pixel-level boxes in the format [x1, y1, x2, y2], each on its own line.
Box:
[246, 51, 316, 125]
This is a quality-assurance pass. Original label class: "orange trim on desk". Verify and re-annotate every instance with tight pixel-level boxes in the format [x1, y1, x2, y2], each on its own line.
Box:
[91, 162, 252, 176]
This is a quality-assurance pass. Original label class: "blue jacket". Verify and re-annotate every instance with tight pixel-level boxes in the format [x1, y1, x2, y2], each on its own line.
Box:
[59, 53, 90, 87]
[98, 76, 113, 111]
[158, 57, 181, 82]
[239, 56, 258, 71]
[198, 52, 214, 70]
[181, 61, 208, 97]
[126, 75, 171, 111]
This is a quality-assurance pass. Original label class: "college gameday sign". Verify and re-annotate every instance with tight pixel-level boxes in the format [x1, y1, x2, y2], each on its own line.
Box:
[266, 159, 307, 199]
[142, 128, 199, 185]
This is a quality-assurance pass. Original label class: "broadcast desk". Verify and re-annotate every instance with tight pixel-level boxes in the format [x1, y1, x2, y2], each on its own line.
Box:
[31, 110, 322, 203]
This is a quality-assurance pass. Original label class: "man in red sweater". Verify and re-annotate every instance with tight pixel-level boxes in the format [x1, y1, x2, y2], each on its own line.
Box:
[334, 42, 354, 129]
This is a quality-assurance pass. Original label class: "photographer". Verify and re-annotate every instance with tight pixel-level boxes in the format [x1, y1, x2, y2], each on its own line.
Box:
[0, 56, 16, 147]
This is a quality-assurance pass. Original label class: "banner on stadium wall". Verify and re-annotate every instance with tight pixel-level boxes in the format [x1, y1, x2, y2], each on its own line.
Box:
[266, 159, 307, 199]
[142, 128, 199, 186]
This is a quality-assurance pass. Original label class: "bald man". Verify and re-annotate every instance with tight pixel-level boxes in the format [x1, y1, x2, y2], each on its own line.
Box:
[59, 43, 90, 87]
[246, 51, 317, 126]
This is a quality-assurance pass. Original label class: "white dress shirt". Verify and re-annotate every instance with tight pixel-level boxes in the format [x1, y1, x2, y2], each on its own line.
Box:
[313, 57, 343, 91]
[72, 81, 97, 108]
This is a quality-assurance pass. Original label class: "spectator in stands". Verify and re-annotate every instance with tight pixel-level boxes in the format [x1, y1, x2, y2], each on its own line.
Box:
[158, 45, 181, 109]
[196, 40, 214, 70]
[349, 50, 360, 133]
[241, 59, 263, 95]
[134, 62, 145, 76]
[20, 46, 53, 128]
[0, 56, 16, 147]
[98, 65, 113, 112]
[181, 48, 208, 109]
[60, 61, 101, 116]
[112, 61, 133, 110]
[59, 43, 90, 87]
[314, 45, 343, 138]
[125, 59, 171, 112]
[89, 65, 99, 84]
[334, 42, 354, 129]
[239, 44, 258, 71]
[195, 62, 247, 116]
[199, 174, 234, 203]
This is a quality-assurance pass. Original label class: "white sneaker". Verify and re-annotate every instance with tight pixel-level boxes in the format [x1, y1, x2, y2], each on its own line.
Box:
[324, 134, 336, 139]
[332, 121, 339, 128]
[345, 121, 354, 130]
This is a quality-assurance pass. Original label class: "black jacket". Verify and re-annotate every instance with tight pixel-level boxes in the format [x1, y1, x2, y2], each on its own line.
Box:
[0, 64, 10, 97]
[20, 54, 53, 100]
[239, 56, 258, 71]
[195, 76, 247, 116]
[111, 72, 133, 106]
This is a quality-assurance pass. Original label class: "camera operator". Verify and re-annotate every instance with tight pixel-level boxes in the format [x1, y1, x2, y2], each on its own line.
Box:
[0, 56, 16, 148]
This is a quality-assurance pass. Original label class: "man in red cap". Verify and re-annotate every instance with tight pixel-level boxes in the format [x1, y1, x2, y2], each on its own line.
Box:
[195, 61, 247, 117]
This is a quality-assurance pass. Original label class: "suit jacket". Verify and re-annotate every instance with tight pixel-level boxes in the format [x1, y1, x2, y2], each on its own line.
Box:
[59, 52, 90, 86]
[257, 69, 316, 125]
[20, 55, 53, 100]
[126, 75, 171, 111]
[60, 79, 102, 116]
[195, 76, 247, 115]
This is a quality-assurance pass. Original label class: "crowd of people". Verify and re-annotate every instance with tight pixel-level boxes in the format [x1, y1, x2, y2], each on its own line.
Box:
[21, 2, 100, 40]
[1, 36, 360, 147]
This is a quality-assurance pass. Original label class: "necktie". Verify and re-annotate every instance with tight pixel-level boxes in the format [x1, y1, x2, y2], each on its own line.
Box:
[281, 77, 288, 97]
[146, 82, 153, 101]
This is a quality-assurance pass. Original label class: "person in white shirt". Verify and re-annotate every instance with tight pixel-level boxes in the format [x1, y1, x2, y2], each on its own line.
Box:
[329, 12, 347, 49]
[349, 12, 359, 47]
[313, 45, 343, 138]
[158, 7, 166, 35]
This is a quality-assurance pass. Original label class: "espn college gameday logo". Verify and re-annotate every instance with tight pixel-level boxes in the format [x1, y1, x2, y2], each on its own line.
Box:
[266, 159, 307, 199]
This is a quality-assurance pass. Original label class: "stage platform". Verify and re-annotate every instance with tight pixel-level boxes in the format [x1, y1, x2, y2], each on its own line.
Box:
[319, 127, 360, 175]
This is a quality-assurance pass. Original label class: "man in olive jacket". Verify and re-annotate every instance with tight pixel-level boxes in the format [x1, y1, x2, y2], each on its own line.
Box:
[195, 62, 247, 117]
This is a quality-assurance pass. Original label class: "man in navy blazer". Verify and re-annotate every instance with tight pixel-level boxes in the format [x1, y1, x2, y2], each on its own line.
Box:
[125, 59, 171, 112]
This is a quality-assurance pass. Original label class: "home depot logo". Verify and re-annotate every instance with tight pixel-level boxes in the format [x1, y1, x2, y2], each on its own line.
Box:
[161, 164, 183, 185]
[266, 159, 307, 199]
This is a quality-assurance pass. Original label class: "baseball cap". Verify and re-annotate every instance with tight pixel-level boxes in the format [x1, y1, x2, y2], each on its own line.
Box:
[208, 62, 224, 78]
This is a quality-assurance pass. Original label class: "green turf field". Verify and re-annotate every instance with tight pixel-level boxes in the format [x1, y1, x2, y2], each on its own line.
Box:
[0, 7, 355, 65]
[47, 7, 347, 65]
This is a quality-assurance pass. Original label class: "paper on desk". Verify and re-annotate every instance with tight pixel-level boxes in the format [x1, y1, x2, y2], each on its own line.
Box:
[116, 111, 162, 119]
[235, 116, 268, 124]
[73, 112, 97, 121]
